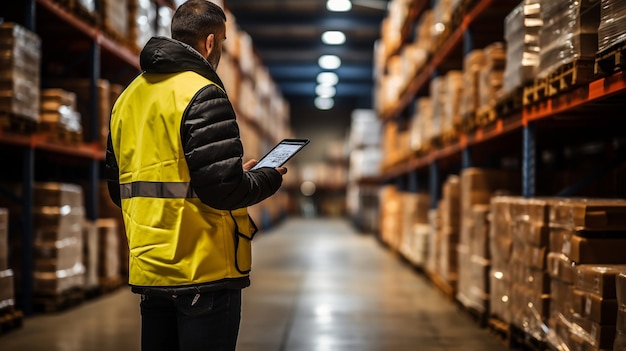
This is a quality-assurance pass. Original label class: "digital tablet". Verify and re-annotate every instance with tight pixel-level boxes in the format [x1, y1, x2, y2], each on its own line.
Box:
[251, 139, 310, 170]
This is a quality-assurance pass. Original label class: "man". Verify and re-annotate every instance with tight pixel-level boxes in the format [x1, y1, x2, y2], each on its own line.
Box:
[105, 1, 286, 350]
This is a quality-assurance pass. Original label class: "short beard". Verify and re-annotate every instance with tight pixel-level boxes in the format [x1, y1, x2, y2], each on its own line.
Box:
[208, 51, 220, 70]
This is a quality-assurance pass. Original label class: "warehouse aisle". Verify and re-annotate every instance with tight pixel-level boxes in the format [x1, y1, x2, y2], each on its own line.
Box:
[0, 218, 506, 351]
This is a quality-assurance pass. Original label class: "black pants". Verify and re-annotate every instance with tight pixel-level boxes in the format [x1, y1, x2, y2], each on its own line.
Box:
[140, 289, 242, 351]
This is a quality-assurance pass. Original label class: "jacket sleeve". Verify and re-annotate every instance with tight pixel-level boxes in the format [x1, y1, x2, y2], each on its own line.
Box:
[181, 84, 283, 210]
[105, 130, 122, 208]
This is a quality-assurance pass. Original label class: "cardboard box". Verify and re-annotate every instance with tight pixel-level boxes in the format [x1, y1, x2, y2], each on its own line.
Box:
[566, 236, 626, 264]
[550, 198, 626, 231]
[0, 208, 7, 270]
[575, 265, 626, 298]
[617, 273, 626, 306]
[572, 289, 618, 324]
[547, 252, 576, 284]
[0, 22, 41, 122]
[0, 268, 15, 309]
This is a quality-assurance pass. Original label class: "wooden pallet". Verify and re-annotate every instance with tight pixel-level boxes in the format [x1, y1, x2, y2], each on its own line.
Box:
[523, 78, 550, 106]
[38, 122, 82, 144]
[0, 113, 39, 134]
[488, 317, 515, 349]
[546, 59, 595, 96]
[510, 324, 547, 351]
[33, 287, 85, 313]
[474, 105, 497, 129]
[426, 270, 456, 302]
[495, 87, 524, 117]
[441, 129, 460, 146]
[595, 41, 626, 76]
[0, 307, 23, 335]
[457, 300, 488, 328]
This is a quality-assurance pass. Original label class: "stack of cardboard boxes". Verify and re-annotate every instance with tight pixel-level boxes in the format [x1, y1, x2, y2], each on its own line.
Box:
[0, 23, 41, 124]
[32, 183, 86, 296]
[0, 208, 15, 312]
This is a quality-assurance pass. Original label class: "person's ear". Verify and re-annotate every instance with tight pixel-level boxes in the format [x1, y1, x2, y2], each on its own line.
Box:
[204, 33, 215, 58]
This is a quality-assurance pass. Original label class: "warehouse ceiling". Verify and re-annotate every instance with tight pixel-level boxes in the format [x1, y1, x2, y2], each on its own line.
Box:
[225, 0, 391, 115]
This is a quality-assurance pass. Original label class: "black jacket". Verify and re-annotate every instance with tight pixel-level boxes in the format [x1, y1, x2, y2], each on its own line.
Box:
[106, 37, 283, 210]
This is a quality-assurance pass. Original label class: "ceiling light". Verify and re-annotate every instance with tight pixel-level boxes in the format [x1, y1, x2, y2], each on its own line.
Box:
[321, 31, 346, 45]
[317, 72, 339, 86]
[315, 84, 336, 98]
[315, 97, 335, 110]
[318, 55, 341, 70]
[327, 0, 352, 12]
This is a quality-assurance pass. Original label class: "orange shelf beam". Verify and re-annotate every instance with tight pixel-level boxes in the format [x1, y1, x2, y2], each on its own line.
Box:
[524, 71, 626, 122]
[36, 0, 140, 69]
[381, 112, 524, 179]
[0, 131, 104, 160]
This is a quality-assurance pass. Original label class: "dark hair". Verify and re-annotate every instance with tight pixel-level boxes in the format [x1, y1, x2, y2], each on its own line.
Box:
[171, 0, 226, 51]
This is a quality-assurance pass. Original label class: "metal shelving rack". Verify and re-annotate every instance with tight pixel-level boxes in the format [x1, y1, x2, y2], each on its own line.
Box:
[378, 0, 626, 204]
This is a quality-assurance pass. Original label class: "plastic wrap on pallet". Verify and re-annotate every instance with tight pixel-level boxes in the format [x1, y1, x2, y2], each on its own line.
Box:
[32, 183, 86, 295]
[0, 268, 15, 310]
[77, 0, 96, 13]
[408, 97, 432, 152]
[0, 22, 41, 122]
[538, 0, 601, 79]
[598, 0, 626, 54]
[102, 0, 129, 38]
[442, 71, 463, 135]
[0, 208, 7, 271]
[157, 6, 173, 38]
[461, 49, 486, 118]
[133, 0, 157, 49]
[502, 0, 542, 96]
[478, 42, 506, 109]
[429, 76, 445, 141]
[432, 0, 452, 44]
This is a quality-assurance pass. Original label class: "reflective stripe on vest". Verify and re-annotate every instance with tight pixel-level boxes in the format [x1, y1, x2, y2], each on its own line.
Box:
[120, 181, 197, 199]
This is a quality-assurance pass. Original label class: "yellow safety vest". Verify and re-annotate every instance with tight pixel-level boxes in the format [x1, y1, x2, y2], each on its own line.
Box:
[109, 71, 256, 288]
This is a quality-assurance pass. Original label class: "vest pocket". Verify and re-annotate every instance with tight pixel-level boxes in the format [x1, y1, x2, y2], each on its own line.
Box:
[230, 209, 258, 274]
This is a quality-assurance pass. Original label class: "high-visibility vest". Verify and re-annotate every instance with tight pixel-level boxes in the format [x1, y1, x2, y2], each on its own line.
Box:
[109, 71, 256, 288]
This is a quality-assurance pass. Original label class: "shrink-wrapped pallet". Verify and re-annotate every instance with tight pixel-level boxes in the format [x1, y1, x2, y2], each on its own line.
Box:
[408, 98, 432, 153]
[0, 22, 41, 122]
[442, 71, 463, 135]
[97, 219, 120, 282]
[32, 183, 86, 296]
[40, 89, 82, 141]
[0, 208, 7, 271]
[538, 0, 600, 78]
[598, 0, 626, 53]
[0, 268, 15, 310]
[429, 76, 445, 142]
[399, 192, 430, 266]
[478, 43, 506, 109]
[45, 78, 111, 144]
[102, 0, 129, 39]
[460, 49, 486, 118]
[502, 0, 542, 96]
[130, 0, 157, 49]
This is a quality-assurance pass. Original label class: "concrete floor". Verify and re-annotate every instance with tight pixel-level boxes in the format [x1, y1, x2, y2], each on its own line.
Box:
[0, 218, 507, 351]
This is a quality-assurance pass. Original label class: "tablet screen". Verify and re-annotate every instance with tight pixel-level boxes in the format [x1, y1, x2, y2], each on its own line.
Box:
[251, 139, 309, 170]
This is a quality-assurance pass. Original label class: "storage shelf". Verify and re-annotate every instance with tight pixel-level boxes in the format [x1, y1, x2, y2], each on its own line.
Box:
[36, 0, 140, 70]
[381, 0, 428, 63]
[381, 69, 626, 180]
[0, 132, 103, 160]
[524, 71, 626, 122]
[381, 0, 500, 120]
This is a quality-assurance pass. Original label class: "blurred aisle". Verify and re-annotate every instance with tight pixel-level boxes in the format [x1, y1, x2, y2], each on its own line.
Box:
[0, 218, 507, 351]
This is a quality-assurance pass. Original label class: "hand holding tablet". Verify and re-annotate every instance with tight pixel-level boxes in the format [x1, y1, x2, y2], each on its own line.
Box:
[251, 139, 310, 171]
